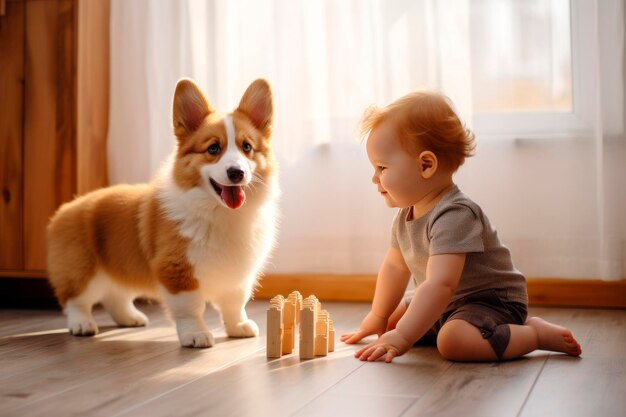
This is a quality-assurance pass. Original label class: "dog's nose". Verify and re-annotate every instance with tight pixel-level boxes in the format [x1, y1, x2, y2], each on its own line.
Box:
[227, 167, 245, 183]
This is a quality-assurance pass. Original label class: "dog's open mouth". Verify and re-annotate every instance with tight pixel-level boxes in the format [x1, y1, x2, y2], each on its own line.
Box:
[210, 178, 246, 210]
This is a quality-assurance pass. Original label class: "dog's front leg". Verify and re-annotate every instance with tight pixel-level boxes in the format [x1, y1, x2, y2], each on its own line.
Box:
[213, 290, 259, 338]
[162, 288, 214, 348]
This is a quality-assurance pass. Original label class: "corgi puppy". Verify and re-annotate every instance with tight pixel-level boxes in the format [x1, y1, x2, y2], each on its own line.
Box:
[46, 78, 278, 348]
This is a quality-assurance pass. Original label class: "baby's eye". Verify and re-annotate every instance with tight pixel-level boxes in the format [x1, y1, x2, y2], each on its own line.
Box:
[378, 166, 386, 172]
[207, 143, 221, 155]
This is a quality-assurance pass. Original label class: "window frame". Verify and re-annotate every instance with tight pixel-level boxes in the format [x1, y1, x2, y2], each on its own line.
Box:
[471, 0, 599, 140]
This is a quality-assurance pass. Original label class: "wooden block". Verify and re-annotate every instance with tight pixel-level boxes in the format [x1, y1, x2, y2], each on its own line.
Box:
[268, 292, 335, 360]
[327, 311, 334, 353]
[299, 305, 315, 359]
[288, 291, 302, 325]
[266, 296, 284, 358]
[283, 328, 294, 354]
[269, 294, 284, 306]
[266, 306, 283, 358]
[303, 295, 320, 321]
[314, 310, 329, 356]
[282, 297, 296, 354]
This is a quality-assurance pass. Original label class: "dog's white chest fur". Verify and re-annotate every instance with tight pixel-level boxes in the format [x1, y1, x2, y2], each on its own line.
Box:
[157, 162, 278, 300]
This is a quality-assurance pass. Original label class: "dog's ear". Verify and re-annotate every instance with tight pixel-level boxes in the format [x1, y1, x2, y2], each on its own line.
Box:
[236, 79, 273, 136]
[173, 78, 214, 138]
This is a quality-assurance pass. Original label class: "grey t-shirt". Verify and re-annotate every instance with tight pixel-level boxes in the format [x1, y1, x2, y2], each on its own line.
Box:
[391, 185, 528, 305]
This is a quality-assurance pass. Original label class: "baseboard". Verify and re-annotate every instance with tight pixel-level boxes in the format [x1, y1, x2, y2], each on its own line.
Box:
[255, 274, 626, 308]
[525, 278, 626, 308]
[254, 274, 376, 302]
[1, 275, 624, 309]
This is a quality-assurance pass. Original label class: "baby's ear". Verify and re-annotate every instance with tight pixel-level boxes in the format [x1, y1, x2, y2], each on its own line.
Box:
[419, 151, 438, 178]
[173, 78, 214, 138]
[236, 79, 273, 136]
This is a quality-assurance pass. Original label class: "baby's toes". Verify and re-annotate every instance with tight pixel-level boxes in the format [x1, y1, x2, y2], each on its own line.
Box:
[566, 339, 582, 356]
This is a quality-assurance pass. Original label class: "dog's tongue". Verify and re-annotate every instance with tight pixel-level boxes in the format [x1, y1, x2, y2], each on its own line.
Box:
[221, 186, 246, 209]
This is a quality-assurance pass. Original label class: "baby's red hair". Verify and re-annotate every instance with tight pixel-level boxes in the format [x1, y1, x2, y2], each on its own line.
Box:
[360, 91, 475, 172]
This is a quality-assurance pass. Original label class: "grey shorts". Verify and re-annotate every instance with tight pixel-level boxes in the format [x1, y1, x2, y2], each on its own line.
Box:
[410, 289, 528, 360]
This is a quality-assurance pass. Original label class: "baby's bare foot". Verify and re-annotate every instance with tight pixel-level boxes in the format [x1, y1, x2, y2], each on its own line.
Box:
[526, 317, 582, 356]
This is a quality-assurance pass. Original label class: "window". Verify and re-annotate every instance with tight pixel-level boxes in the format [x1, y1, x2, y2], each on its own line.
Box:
[470, 0, 572, 113]
[470, 0, 597, 139]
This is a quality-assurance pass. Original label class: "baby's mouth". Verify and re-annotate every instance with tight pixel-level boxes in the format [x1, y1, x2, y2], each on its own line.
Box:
[210, 178, 246, 209]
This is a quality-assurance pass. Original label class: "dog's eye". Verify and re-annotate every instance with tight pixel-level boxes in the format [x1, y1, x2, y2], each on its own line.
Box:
[207, 144, 221, 155]
[242, 142, 253, 153]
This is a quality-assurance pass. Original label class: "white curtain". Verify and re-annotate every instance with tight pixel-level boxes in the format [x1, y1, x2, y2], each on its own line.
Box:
[593, 0, 626, 279]
[108, 0, 625, 280]
[109, 0, 472, 174]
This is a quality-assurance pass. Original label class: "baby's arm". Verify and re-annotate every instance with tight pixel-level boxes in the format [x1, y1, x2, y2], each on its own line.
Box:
[340, 246, 411, 344]
[354, 253, 466, 362]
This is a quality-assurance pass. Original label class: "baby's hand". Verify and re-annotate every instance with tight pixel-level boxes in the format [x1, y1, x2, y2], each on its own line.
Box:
[354, 329, 412, 363]
[340, 311, 387, 344]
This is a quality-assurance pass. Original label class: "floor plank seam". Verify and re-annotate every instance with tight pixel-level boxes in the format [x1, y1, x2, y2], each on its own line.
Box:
[515, 354, 550, 417]
[5, 324, 227, 413]
[111, 345, 266, 417]
[398, 395, 422, 417]
[287, 361, 367, 417]
[6, 347, 186, 412]
[397, 360, 455, 417]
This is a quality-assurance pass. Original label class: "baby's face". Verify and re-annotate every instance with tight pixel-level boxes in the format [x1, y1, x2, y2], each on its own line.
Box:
[366, 122, 427, 208]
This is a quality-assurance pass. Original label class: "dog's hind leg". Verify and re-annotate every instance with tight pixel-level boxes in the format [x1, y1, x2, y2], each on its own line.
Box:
[101, 285, 149, 328]
[64, 274, 105, 336]
[47, 230, 100, 335]
[66, 299, 99, 336]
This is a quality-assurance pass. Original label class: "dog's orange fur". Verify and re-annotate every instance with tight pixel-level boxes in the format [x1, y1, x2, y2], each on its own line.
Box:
[46, 183, 196, 305]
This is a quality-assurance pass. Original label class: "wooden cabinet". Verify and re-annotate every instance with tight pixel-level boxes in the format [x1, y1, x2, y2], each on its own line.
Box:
[0, 0, 109, 278]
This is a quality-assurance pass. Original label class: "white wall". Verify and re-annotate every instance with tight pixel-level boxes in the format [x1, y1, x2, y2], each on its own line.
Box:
[272, 143, 393, 275]
[269, 134, 626, 280]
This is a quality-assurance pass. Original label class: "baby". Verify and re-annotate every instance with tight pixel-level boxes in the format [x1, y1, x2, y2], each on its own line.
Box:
[341, 91, 582, 362]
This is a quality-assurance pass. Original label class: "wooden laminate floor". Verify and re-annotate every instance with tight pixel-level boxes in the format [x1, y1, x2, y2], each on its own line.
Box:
[0, 301, 624, 417]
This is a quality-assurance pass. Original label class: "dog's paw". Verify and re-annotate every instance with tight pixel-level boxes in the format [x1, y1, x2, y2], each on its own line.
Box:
[114, 310, 149, 328]
[68, 318, 99, 336]
[225, 319, 259, 338]
[180, 331, 215, 348]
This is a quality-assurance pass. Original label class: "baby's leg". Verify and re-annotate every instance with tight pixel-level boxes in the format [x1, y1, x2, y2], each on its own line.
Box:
[437, 318, 581, 361]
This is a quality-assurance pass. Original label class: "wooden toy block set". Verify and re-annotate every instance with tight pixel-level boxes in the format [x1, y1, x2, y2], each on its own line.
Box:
[266, 291, 335, 359]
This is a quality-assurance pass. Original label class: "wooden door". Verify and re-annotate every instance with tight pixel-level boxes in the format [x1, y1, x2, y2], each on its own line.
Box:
[1, 0, 109, 281]
[23, 0, 76, 271]
[0, 0, 25, 270]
